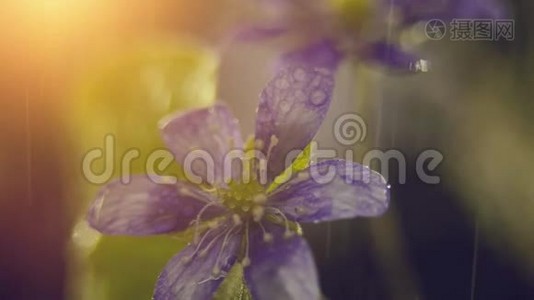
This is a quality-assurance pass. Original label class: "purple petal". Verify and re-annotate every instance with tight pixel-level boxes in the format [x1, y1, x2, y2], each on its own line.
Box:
[268, 160, 390, 222]
[87, 176, 223, 235]
[154, 222, 241, 300]
[278, 39, 343, 72]
[160, 104, 243, 186]
[245, 224, 320, 300]
[255, 65, 335, 183]
[361, 42, 428, 73]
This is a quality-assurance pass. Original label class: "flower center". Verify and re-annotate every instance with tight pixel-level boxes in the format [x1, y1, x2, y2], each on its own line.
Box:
[218, 180, 268, 221]
[185, 180, 301, 281]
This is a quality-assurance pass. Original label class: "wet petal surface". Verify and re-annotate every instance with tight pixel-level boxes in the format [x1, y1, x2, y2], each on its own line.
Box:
[87, 176, 223, 235]
[154, 222, 241, 300]
[160, 104, 243, 186]
[255, 65, 335, 184]
[245, 224, 320, 300]
[269, 160, 390, 222]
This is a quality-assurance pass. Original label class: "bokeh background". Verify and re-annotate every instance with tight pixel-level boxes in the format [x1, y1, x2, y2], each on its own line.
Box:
[1, 0, 533, 299]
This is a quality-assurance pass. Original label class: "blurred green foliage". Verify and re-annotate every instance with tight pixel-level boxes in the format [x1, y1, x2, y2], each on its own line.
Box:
[67, 41, 218, 300]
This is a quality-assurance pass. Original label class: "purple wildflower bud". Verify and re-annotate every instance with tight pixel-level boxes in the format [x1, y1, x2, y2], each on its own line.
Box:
[236, 0, 507, 73]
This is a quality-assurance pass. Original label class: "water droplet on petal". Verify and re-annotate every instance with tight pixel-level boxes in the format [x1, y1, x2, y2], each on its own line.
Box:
[276, 78, 290, 89]
[293, 68, 307, 81]
[310, 75, 321, 87]
[310, 90, 327, 105]
[279, 100, 290, 113]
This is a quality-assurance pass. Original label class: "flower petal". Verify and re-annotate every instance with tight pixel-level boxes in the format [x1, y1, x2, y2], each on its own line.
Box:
[160, 104, 243, 186]
[255, 64, 335, 184]
[87, 176, 223, 235]
[278, 39, 343, 71]
[269, 159, 390, 222]
[154, 222, 241, 300]
[245, 225, 320, 300]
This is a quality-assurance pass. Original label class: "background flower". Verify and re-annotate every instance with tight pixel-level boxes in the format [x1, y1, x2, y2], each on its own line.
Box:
[236, 0, 507, 72]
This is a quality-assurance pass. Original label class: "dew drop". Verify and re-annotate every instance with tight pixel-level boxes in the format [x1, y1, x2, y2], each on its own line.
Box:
[293, 68, 307, 81]
[310, 75, 321, 87]
[279, 100, 290, 113]
[275, 78, 290, 89]
[310, 90, 327, 105]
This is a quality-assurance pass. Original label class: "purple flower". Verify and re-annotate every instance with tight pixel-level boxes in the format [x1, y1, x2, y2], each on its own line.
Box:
[237, 0, 507, 73]
[87, 64, 390, 299]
